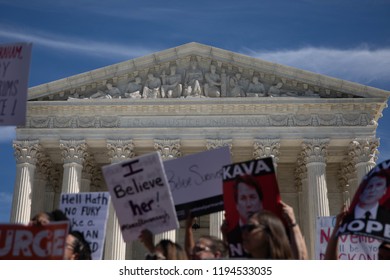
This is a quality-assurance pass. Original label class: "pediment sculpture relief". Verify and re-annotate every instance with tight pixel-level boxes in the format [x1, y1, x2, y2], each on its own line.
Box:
[42, 56, 356, 101]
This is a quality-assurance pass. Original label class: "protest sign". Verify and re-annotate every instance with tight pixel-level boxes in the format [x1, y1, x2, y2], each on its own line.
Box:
[338, 159, 390, 242]
[102, 152, 179, 242]
[0, 222, 69, 260]
[316, 216, 381, 260]
[163, 146, 231, 220]
[0, 42, 32, 126]
[222, 157, 281, 258]
[59, 192, 110, 260]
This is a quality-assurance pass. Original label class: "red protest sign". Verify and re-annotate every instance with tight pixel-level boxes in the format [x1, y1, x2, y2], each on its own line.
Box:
[0, 222, 69, 260]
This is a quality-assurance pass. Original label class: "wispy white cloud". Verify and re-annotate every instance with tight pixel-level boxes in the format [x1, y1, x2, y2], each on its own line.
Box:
[0, 126, 15, 143]
[243, 47, 390, 89]
[0, 27, 156, 59]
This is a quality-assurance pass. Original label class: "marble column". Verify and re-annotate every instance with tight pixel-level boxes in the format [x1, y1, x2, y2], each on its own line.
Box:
[10, 140, 42, 224]
[295, 156, 311, 257]
[104, 140, 135, 260]
[31, 154, 51, 218]
[301, 139, 329, 259]
[154, 139, 181, 243]
[81, 155, 95, 193]
[206, 139, 233, 239]
[349, 138, 379, 191]
[59, 140, 87, 194]
[45, 165, 61, 211]
[339, 160, 356, 207]
[253, 138, 280, 171]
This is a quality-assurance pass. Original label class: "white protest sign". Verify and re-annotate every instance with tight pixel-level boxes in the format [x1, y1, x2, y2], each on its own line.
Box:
[59, 192, 110, 260]
[0, 42, 32, 126]
[316, 216, 381, 260]
[102, 152, 179, 242]
[163, 146, 231, 220]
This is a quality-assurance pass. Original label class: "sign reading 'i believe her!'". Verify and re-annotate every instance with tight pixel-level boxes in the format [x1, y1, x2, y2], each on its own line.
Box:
[102, 152, 179, 242]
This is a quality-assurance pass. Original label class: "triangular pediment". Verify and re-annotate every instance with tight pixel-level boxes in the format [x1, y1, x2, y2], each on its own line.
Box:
[28, 42, 390, 101]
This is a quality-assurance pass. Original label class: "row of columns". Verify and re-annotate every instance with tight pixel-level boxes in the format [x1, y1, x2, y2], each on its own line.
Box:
[10, 137, 379, 259]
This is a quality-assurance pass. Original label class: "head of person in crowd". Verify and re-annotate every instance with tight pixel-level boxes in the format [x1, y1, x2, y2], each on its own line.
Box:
[241, 210, 293, 259]
[378, 241, 390, 260]
[191, 235, 228, 260]
[233, 175, 263, 224]
[358, 171, 389, 210]
[29, 209, 69, 227]
[64, 230, 92, 260]
[147, 239, 188, 260]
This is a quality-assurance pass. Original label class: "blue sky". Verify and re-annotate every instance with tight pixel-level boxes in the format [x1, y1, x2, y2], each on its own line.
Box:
[0, 0, 390, 222]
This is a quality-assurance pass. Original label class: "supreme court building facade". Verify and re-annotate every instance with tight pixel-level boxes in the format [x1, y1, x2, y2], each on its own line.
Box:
[10, 43, 390, 259]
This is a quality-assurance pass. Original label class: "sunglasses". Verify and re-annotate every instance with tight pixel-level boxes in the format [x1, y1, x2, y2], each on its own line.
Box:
[192, 245, 211, 254]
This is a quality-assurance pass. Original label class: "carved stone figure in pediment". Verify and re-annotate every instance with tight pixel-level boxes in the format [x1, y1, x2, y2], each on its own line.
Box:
[124, 77, 143, 98]
[229, 73, 248, 97]
[184, 60, 204, 97]
[247, 76, 266, 97]
[161, 66, 183, 98]
[268, 82, 283, 97]
[90, 83, 121, 99]
[204, 65, 221, 98]
[142, 73, 161, 99]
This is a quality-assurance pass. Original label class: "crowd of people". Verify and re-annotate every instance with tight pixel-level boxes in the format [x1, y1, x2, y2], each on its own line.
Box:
[29, 210, 92, 260]
[26, 167, 390, 260]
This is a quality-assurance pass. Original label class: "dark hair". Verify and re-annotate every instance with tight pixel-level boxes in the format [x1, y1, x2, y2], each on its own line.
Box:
[157, 239, 187, 260]
[47, 209, 69, 222]
[365, 170, 390, 187]
[200, 235, 228, 257]
[69, 231, 92, 260]
[30, 209, 70, 230]
[249, 211, 293, 259]
[233, 175, 263, 203]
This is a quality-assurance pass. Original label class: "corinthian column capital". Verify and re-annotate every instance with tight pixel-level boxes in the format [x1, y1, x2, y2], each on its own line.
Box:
[301, 138, 329, 164]
[348, 138, 379, 165]
[206, 138, 233, 152]
[154, 139, 181, 159]
[106, 139, 135, 163]
[253, 138, 280, 162]
[13, 140, 42, 165]
[59, 140, 87, 165]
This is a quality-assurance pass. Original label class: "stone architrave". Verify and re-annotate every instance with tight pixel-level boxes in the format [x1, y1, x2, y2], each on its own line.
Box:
[105, 139, 135, 260]
[301, 139, 329, 258]
[10, 140, 42, 224]
[60, 140, 87, 194]
[253, 138, 280, 171]
[349, 138, 379, 189]
[206, 139, 233, 239]
[153, 139, 181, 243]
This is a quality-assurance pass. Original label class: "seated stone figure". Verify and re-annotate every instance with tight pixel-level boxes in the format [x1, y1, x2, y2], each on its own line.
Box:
[124, 77, 143, 98]
[229, 73, 247, 97]
[184, 60, 204, 97]
[161, 66, 183, 98]
[90, 83, 121, 99]
[267, 82, 283, 97]
[204, 65, 221, 98]
[246, 77, 266, 97]
[142, 73, 162, 98]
